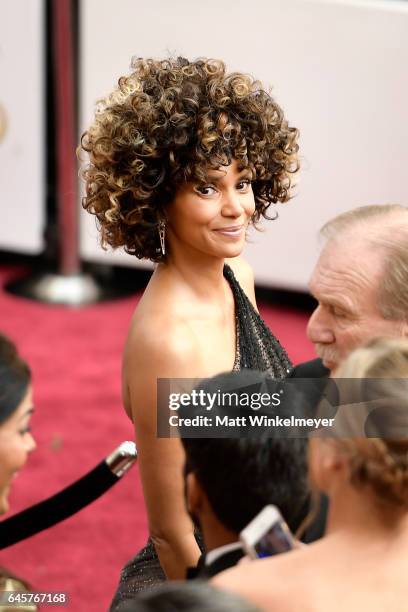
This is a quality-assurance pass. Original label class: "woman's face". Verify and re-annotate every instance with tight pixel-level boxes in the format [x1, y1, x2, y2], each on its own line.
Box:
[166, 159, 255, 261]
[0, 386, 36, 514]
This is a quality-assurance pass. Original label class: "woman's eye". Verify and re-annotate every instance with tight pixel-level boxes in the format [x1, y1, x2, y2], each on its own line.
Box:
[237, 180, 251, 191]
[19, 426, 32, 436]
[195, 185, 217, 196]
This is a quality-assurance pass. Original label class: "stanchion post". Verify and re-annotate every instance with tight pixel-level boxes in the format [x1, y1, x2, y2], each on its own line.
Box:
[53, 0, 79, 276]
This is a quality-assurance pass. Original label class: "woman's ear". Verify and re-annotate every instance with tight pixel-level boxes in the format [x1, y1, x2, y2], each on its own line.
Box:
[309, 439, 346, 492]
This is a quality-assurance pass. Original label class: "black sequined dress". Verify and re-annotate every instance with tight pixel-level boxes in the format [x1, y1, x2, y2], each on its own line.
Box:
[110, 265, 292, 610]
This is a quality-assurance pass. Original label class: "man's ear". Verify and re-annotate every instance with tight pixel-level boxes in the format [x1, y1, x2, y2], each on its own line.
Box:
[186, 472, 205, 516]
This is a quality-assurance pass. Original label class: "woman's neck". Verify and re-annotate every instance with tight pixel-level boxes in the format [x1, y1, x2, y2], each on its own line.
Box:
[325, 481, 408, 543]
[158, 248, 229, 301]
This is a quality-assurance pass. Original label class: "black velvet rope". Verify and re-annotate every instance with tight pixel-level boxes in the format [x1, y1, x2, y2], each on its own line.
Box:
[0, 461, 119, 549]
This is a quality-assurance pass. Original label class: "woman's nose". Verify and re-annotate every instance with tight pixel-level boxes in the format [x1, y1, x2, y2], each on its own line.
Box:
[25, 432, 37, 453]
[221, 189, 245, 216]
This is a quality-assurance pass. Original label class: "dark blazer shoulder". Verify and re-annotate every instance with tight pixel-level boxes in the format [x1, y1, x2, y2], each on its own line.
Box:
[287, 358, 329, 378]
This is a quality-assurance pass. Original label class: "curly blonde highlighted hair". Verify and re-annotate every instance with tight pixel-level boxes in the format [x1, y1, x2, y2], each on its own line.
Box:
[80, 57, 299, 262]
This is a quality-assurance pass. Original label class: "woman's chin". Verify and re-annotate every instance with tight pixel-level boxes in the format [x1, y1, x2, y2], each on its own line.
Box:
[217, 242, 246, 259]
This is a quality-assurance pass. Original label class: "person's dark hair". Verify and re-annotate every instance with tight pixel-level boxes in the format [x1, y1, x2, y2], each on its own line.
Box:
[0, 333, 31, 425]
[180, 370, 309, 534]
[81, 57, 299, 262]
[116, 581, 260, 612]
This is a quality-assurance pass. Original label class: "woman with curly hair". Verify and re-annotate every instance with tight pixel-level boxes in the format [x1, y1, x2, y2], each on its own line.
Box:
[215, 337, 408, 612]
[81, 57, 299, 603]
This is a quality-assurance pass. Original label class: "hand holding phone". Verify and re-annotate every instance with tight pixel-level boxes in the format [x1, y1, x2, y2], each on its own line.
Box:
[239, 505, 296, 559]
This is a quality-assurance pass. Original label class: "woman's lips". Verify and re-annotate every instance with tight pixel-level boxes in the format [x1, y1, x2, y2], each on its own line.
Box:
[213, 225, 245, 238]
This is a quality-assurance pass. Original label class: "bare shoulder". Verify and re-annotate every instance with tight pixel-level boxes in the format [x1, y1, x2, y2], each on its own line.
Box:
[124, 312, 200, 375]
[225, 256, 254, 289]
[213, 546, 318, 610]
[225, 256, 257, 310]
[122, 314, 201, 419]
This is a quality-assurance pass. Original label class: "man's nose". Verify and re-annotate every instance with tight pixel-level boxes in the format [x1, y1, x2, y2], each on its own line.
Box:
[307, 305, 335, 344]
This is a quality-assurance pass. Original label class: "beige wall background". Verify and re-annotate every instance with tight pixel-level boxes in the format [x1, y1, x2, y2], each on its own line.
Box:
[0, 0, 45, 254]
[79, 0, 408, 290]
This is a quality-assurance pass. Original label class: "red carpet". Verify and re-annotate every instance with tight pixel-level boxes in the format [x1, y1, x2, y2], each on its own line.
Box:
[0, 265, 315, 611]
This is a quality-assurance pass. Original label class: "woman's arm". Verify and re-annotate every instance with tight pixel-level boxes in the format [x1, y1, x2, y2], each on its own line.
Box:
[124, 323, 202, 579]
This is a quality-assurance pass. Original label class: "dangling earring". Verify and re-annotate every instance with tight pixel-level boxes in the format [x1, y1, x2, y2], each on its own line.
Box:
[158, 220, 166, 256]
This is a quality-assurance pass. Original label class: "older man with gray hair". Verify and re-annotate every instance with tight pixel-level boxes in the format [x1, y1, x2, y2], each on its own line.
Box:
[288, 204, 408, 543]
[305, 203, 408, 372]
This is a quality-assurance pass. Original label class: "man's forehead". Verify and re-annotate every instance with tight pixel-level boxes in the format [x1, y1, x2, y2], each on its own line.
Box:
[319, 232, 386, 269]
[309, 237, 385, 299]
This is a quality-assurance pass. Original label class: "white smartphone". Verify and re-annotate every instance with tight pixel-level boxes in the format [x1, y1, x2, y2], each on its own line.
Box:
[239, 504, 296, 559]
